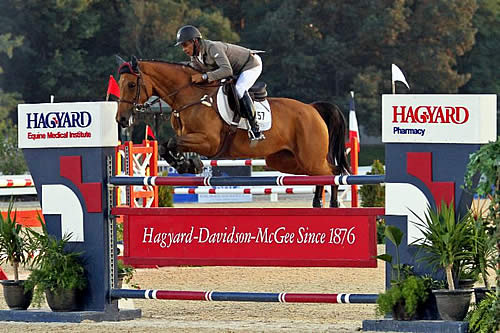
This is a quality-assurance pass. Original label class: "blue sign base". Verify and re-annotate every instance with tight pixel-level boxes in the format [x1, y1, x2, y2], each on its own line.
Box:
[363, 319, 468, 333]
[0, 308, 141, 323]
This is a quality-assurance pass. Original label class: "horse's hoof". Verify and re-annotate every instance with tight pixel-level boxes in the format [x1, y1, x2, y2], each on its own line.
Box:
[329, 201, 339, 208]
[312, 200, 323, 208]
[176, 161, 190, 174]
[159, 143, 168, 160]
[188, 158, 204, 174]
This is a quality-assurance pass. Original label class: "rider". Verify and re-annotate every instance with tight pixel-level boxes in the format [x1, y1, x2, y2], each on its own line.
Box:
[175, 25, 265, 141]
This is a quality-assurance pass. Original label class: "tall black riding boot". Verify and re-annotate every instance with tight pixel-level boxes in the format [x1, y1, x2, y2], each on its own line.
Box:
[239, 92, 265, 141]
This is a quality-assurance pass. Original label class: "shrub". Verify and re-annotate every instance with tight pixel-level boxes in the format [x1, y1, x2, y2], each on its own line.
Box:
[359, 159, 385, 207]
[158, 171, 173, 207]
[466, 291, 499, 333]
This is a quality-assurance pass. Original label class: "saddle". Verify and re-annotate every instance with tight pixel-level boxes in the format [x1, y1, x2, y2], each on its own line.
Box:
[222, 79, 268, 117]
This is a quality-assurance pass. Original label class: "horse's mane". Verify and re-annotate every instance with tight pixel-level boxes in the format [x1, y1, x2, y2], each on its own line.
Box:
[138, 59, 201, 73]
[118, 58, 200, 76]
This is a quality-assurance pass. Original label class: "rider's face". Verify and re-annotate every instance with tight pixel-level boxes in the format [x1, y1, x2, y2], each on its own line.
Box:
[181, 40, 194, 57]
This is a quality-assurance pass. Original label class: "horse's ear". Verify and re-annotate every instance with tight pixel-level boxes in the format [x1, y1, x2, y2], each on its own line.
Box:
[115, 55, 127, 66]
[131, 56, 139, 73]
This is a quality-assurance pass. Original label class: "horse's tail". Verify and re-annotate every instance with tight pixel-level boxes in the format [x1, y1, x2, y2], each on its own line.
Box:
[311, 101, 350, 175]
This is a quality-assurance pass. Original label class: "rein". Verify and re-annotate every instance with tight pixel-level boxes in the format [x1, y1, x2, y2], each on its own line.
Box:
[119, 67, 221, 116]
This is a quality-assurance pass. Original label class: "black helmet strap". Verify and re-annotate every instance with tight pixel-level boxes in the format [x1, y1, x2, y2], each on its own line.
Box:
[193, 39, 200, 56]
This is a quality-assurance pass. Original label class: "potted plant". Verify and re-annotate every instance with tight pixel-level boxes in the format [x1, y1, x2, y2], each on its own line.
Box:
[0, 201, 33, 310]
[376, 226, 429, 320]
[469, 214, 496, 304]
[465, 291, 498, 333]
[25, 221, 87, 311]
[464, 139, 499, 307]
[412, 201, 474, 321]
[117, 259, 135, 288]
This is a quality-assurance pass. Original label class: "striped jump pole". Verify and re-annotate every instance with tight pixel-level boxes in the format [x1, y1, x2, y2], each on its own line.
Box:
[110, 289, 378, 304]
[173, 186, 328, 195]
[0, 177, 34, 187]
[109, 174, 385, 187]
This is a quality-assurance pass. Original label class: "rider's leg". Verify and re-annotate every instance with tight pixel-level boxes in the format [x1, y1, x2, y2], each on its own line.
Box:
[235, 55, 265, 141]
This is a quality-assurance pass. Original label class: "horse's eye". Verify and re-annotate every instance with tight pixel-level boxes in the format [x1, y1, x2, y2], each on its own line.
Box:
[128, 82, 136, 89]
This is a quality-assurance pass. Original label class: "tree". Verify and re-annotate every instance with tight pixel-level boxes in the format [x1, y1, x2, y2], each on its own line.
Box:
[0, 33, 26, 174]
[0, 0, 123, 103]
[459, 0, 500, 129]
[118, 0, 239, 61]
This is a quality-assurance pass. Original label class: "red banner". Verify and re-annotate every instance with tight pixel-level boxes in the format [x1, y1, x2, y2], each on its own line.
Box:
[113, 208, 383, 268]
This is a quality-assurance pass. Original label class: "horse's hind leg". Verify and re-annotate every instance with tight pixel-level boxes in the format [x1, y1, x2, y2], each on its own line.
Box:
[330, 185, 339, 207]
[313, 186, 323, 208]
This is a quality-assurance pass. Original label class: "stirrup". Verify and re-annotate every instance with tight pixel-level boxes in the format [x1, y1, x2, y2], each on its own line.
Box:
[248, 129, 265, 141]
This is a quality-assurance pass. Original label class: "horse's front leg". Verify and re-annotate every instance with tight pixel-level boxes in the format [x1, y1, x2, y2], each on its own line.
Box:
[159, 137, 203, 174]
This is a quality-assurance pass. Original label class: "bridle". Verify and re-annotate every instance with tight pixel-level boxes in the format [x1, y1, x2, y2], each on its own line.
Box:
[117, 61, 221, 120]
[117, 71, 154, 113]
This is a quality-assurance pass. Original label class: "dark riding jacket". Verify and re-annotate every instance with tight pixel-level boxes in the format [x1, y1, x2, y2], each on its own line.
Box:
[189, 39, 260, 82]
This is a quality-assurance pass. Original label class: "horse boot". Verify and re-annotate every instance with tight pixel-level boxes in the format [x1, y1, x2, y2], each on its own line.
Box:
[239, 92, 265, 141]
[187, 157, 204, 174]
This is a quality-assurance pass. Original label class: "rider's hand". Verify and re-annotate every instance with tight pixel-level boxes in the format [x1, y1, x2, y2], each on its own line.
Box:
[191, 73, 205, 83]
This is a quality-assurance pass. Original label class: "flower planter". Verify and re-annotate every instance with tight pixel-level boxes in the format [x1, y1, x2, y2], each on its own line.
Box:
[416, 291, 440, 320]
[433, 289, 472, 321]
[458, 279, 475, 289]
[45, 288, 78, 312]
[391, 299, 416, 321]
[1, 280, 33, 310]
[117, 272, 126, 289]
[474, 286, 496, 305]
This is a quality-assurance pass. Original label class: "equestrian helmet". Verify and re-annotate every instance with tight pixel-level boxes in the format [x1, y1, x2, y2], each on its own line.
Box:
[175, 25, 202, 46]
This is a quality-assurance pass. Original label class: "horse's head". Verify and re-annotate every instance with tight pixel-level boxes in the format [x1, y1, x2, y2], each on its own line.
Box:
[115, 56, 148, 127]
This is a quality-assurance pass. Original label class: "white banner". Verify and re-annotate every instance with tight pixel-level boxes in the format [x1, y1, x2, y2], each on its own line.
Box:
[382, 94, 497, 143]
[18, 102, 119, 148]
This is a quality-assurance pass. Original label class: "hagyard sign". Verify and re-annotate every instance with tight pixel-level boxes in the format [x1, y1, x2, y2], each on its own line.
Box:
[18, 102, 119, 148]
[382, 94, 496, 143]
[120, 208, 380, 268]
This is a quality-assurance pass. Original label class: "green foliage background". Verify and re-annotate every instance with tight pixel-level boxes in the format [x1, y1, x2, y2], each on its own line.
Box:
[0, 0, 498, 173]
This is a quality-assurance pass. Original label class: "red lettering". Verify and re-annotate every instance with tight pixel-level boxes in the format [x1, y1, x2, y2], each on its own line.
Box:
[428, 106, 439, 123]
[445, 106, 455, 123]
[392, 105, 406, 123]
[452, 106, 469, 124]
[415, 106, 429, 123]
[434, 107, 446, 123]
[391, 104, 469, 124]
[406, 106, 416, 123]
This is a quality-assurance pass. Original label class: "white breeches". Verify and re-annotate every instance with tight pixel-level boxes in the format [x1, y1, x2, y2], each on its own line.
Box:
[235, 55, 262, 98]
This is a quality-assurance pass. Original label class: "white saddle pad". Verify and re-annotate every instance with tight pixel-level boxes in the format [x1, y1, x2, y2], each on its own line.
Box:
[216, 87, 272, 131]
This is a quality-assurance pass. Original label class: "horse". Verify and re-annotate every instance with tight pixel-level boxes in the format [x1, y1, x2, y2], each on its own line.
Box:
[115, 57, 350, 207]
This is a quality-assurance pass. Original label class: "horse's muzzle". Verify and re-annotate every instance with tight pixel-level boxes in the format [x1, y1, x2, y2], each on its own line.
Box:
[117, 114, 134, 128]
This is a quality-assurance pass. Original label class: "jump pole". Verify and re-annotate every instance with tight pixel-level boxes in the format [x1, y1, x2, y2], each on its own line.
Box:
[111, 289, 378, 303]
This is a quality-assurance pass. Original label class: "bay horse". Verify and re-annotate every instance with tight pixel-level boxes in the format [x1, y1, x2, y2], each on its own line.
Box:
[115, 57, 349, 207]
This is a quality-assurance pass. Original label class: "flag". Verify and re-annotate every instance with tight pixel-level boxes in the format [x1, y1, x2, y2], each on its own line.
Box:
[0, 267, 7, 280]
[349, 91, 360, 145]
[145, 125, 156, 141]
[106, 75, 120, 101]
[391, 64, 410, 91]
